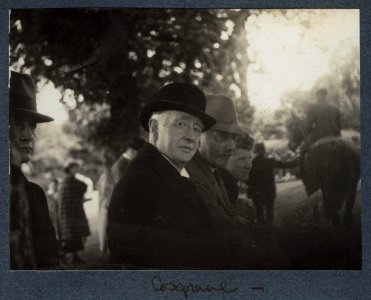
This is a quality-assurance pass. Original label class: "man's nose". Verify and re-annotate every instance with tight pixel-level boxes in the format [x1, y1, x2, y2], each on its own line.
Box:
[225, 136, 236, 151]
[20, 126, 34, 141]
[184, 126, 196, 141]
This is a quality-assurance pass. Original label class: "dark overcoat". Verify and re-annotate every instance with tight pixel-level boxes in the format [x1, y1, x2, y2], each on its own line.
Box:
[111, 156, 130, 185]
[10, 165, 59, 269]
[185, 152, 243, 229]
[218, 168, 239, 205]
[107, 143, 223, 269]
[247, 155, 298, 199]
[58, 175, 90, 243]
[186, 153, 261, 268]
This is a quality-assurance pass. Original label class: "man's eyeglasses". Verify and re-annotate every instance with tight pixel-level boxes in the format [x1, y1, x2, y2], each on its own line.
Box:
[209, 130, 238, 143]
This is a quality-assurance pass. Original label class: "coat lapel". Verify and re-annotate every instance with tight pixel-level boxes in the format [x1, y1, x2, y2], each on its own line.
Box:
[138, 143, 199, 206]
[187, 152, 231, 211]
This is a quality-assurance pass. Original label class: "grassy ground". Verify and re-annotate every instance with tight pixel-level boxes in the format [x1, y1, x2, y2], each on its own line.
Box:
[63, 180, 362, 270]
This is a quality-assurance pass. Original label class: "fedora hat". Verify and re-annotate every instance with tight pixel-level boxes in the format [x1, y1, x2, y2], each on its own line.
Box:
[139, 82, 216, 131]
[9, 71, 54, 123]
[205, 95, 244, 134]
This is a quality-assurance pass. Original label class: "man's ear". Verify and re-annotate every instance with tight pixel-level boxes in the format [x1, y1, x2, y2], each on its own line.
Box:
[149, 119, 158, 140]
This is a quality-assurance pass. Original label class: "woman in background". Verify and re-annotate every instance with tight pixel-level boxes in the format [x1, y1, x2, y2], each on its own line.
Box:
[58, 161, 90, 264]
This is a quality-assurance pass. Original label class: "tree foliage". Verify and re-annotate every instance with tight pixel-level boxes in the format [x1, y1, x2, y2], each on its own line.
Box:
[10, 8, 253, 163]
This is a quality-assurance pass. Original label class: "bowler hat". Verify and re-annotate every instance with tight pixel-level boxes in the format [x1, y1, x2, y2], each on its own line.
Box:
[9, 71, 54, 123]
[139, 82, 216, 131]
[205, 95, 244, 134]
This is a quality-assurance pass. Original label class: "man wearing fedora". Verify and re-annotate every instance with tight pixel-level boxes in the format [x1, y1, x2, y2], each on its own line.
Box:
[186, 95, 251, 228]
[107, 82, 224, 269]
[9, 71, 59, 269]
[186, 95, 259, 268]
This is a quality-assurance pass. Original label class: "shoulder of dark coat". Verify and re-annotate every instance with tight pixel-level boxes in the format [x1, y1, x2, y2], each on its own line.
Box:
[26, 180, 46, 196]
[116, 143, 176, 188]
[186, 152, 212, 181]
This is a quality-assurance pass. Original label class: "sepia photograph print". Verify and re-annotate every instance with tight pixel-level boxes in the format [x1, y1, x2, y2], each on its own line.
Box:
[9, 7, 361, 270]
[3, 2, 370, 299]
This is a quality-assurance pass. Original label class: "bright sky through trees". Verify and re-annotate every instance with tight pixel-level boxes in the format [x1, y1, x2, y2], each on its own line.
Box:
[36, 81, 68, 123]
[35, 9, 360, 123]
[246, 9, 359, 113]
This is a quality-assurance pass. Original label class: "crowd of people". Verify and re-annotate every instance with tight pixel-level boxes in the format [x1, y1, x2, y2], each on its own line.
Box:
[9, 70, 343, 270]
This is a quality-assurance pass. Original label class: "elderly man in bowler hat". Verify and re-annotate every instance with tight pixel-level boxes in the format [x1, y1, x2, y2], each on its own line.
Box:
[9, 71, 59, 269]
[107, 83, 226, 269]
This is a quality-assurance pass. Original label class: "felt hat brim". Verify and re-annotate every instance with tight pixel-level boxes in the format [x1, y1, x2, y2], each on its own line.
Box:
[211, 122, 245, 135]
[139, 100, 216, 132]
[13, 107, 54, 123]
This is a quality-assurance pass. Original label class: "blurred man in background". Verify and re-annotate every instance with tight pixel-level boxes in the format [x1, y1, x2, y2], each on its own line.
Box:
[221, 132, 254, 202]
[220, 132, 255, 221]
[247, 142, 299, 225]
[301, 88, 341, 158]
[110, 138, 145, 184]
[9, 71, 59, 269]
[97, 137, 145, 257]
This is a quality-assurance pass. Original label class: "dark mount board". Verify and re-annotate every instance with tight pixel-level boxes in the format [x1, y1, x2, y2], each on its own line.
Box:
[0, 1, 370, 299]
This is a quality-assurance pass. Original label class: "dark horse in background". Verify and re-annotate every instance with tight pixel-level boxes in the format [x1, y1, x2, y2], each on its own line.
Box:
[286, 114, 360, 227]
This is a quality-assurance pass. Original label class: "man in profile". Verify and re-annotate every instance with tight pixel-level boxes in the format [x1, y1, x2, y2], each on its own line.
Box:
[110, 137, 145, 184]
[107, 82, 219, 269]
[97, 137, 145, 256]
[186, 95, 249, 229]
[219, 132, 255, 221]
[220, 131, 254, 203]
[186, 95, 258, 268]
[9, 71, 59, 269]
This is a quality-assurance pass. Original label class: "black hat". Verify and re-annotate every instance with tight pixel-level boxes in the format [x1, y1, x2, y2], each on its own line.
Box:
[139, 82, 216, 131]
[9, 71, 54, 123]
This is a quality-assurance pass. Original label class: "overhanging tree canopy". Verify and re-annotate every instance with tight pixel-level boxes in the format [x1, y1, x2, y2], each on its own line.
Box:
[10, 8, 254, 161]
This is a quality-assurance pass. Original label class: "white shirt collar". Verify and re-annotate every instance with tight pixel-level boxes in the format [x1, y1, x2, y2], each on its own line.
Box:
[123, 152, 133, 161]
[160, 153, 190, 178]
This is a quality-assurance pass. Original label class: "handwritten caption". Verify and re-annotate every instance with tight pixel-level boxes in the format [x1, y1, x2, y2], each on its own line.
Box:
[151, 275, 239, 299]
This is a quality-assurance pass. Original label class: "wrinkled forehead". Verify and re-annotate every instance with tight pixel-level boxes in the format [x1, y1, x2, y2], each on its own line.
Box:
[165, 110, 203, 125]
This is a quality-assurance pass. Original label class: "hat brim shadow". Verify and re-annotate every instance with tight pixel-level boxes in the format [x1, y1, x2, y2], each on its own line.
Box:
[139, 100, 216, 132]
[12, 108, 54, 123]
[211, 123, 246, 135]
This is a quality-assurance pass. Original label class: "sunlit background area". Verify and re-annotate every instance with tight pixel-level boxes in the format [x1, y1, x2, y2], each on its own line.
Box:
[246, 9, 359, 112]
